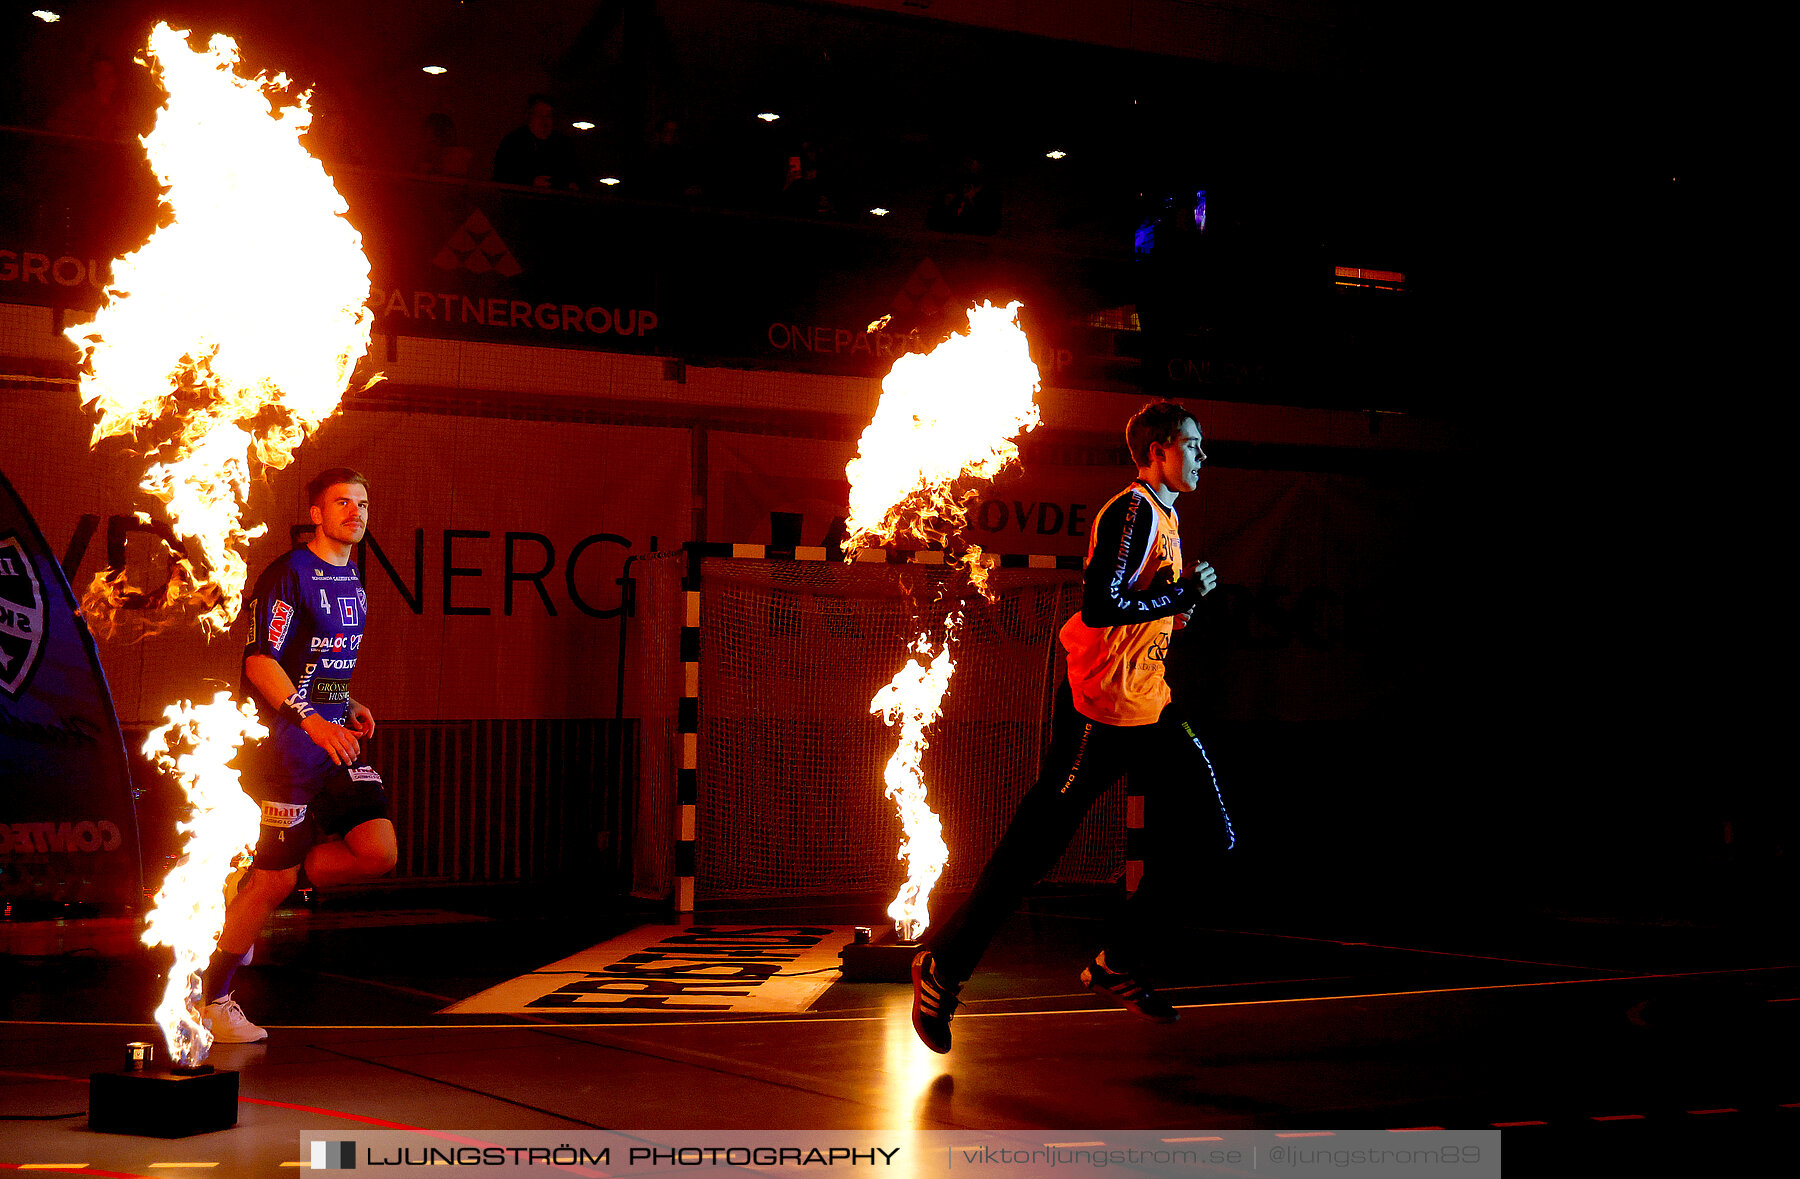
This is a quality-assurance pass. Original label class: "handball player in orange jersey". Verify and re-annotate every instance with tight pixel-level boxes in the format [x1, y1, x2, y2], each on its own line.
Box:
[911, 401, 1235, 1053]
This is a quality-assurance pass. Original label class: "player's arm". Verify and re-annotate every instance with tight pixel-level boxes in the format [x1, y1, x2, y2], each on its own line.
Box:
[1080, 494, 1207, 626]
[344, 696, 375, 739]
[1171, 558, 1219, 632]
[244, 654, 362, 766]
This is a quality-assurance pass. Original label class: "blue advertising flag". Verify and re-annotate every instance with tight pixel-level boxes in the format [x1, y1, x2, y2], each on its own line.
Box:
[0, 468, 141, 913]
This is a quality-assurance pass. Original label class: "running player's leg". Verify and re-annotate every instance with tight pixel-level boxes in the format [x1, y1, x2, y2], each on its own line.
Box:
[201, 790, 319, 1041]
[928, 683, 1132, 986]
[914, 684, 1132, 1050]
[217, 865, 300, 957]
[211, 789, 317, 976]
[304, 817, 397, 886]
[1098, 707, 1233, 992]
[299, 763, 396, 887]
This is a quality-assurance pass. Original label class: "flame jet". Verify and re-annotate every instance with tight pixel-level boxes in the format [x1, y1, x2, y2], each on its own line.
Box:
[843, 301, 1041, 941]
[67, 24, 375, 1066]
[139, 695, 267, 1066]
[67, 22, 374, 636]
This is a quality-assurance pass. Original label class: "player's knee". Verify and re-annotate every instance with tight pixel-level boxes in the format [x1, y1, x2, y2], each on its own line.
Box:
[351, 837, 397, 877]
[242, 865, 299, 905]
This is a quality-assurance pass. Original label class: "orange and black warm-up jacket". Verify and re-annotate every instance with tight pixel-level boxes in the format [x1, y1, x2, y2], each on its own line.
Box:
[1059, 480, 1200, 727]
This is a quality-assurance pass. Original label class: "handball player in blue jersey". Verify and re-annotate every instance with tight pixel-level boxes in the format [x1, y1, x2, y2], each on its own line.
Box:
[201, 468, 396, 1043]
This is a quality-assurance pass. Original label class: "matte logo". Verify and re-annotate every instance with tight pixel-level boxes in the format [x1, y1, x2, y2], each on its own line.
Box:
[259, 800, 308, 829]
[0, 534, 46, 700]
[266, 599, 294, 649]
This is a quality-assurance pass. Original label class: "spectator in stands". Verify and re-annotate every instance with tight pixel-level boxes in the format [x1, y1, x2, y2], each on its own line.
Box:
[416, 112, 474, 178]
[927, 155, 1001, 235]
[643, 117, 704, 201]
[493, 93, 579, 190]
[778, 138, 835, 217]
[47, 54, 132, 141]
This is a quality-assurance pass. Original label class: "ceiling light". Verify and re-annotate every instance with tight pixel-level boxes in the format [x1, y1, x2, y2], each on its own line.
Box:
[869, 207, 889, 217]
[571, 121, 595, 131]
[422, 65, 447, 75]
[1045, 150, 1067, 160]
[598, 177, 621, 186]
[757, 112, 780, 123]
[33, 10, 61, 21]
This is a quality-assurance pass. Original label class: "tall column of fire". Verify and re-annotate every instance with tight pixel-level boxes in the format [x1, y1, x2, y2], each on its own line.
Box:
[67, 24, 375, 1066]
[843, 301, 1041, 942]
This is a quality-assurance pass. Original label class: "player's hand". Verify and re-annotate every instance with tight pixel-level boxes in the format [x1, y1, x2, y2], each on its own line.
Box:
[1186, 559, 1219, 597]
[346, 699, 376, 739]
[1172, 607, 1195, 631]
[301, 714, 361, 765]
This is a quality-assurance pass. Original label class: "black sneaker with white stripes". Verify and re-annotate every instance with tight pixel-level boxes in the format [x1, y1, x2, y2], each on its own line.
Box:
[1080, 955, 1179, 1023]
[910, 949, 962, 1053]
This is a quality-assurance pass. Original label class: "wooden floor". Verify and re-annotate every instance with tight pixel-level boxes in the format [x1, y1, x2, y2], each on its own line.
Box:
[2, 883, 1794, 1174]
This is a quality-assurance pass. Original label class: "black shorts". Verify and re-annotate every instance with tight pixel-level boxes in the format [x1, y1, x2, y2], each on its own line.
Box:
[249, 762, 390, 871]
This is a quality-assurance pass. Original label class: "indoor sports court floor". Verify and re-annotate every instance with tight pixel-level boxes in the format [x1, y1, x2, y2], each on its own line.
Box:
[2, 877, 1794, 1174]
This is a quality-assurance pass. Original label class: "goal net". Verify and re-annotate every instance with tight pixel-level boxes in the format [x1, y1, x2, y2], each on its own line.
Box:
[630, 553, 1127, 903]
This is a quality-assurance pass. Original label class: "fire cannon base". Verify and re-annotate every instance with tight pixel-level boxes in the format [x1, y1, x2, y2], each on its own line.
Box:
[838, 928, 921, 982]
[89, 1065, 239, 1137]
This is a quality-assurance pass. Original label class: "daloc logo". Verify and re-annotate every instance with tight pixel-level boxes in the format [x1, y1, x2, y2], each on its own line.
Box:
[0, 533, 46, 700]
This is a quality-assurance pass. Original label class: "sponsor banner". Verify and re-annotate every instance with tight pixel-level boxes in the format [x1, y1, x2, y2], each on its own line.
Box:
[0, 469, 141, 906]
[292, 1129, 1500, 1177]
[705, 433, 1118, 560]
[3, 133, 1299, 394]
[704, 436, 1423, 722]
[442, 925, 849, 1014]
[9, 380, 1428, 726]
[353, 177, 663, 355]
[706, 433, 854, 551]
[2, 395, 692, 722]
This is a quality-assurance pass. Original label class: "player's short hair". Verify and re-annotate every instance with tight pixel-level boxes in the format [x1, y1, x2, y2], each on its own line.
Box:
[1126, 401, 1197, 468]
[305, 468, 369, 508]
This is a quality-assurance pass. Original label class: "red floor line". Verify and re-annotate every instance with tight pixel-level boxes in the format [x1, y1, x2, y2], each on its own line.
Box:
[0, 1168, 151, 1178]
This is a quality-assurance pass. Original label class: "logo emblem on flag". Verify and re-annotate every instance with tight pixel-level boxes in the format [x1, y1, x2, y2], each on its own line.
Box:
[311, 1140, 356, 1169]
[0, 534, 47, 700]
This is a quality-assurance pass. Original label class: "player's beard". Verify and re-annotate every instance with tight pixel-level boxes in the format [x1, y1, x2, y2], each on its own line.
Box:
[320, 518, 365, 548]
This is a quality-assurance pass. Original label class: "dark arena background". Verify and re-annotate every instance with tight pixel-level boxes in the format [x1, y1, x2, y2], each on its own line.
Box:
[1, 2, 1780, 1175]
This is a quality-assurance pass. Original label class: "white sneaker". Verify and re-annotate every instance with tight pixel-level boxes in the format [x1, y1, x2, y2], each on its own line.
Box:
[202, 994, 268, 1043]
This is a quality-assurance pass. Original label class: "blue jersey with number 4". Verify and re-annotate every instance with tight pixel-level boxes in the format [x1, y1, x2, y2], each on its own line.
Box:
[240, 546, 367, 784]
